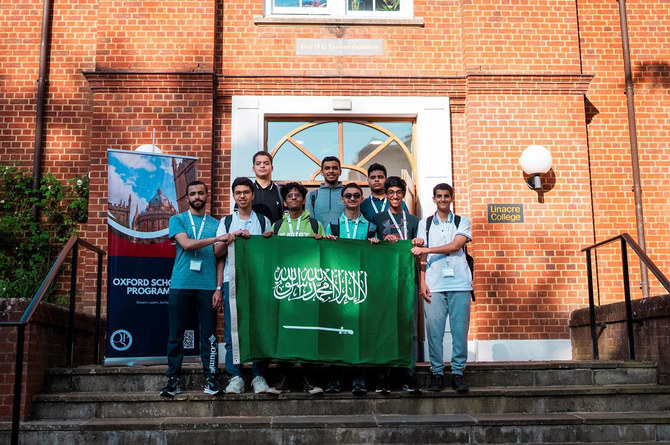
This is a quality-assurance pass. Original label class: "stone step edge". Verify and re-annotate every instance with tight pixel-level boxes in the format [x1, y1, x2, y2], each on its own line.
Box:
[7, 412, 670, 432]
[32, 383, 670, 403]
[46, 360, 659, 375]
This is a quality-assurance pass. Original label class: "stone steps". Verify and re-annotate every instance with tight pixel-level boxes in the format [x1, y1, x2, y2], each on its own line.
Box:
[43, 360, 659, 393]
[2, 361, 669, 444]
[8, 412, 670, 444]
[30, 384, 670, 420]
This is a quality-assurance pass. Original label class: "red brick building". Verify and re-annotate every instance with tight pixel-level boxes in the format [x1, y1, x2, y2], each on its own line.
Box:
[1, 0, 668, 361]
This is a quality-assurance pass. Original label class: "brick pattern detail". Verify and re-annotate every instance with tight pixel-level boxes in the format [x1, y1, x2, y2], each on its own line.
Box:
[570, 294, 670, 385]
[0, 0, 667, 353]
[578, 0, 670, 303]
[0, 299, 104, 421]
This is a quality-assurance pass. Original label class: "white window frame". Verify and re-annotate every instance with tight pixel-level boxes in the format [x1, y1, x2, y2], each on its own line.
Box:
[266, 0, 413, 18]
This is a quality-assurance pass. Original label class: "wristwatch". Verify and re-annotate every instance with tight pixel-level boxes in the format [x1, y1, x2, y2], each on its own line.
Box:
[215, 285, 222, 291]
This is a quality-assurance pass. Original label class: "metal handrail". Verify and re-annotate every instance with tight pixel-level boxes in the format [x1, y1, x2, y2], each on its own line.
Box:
[0, 236, 106, 445]
[581, 233, 670, 361]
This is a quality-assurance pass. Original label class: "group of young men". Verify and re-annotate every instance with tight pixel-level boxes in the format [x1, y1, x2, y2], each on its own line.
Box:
[160, 151, 473, 398]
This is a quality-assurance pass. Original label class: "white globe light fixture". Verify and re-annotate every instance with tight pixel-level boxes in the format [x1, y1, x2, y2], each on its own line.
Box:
[520, 145, 552, 190]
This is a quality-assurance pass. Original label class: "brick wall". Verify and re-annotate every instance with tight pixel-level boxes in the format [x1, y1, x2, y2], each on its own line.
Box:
[579, 0, 670, 303]
[1, 0, 668, 344]
[0, 298, 104, 421]
[570, 293, 670, 384]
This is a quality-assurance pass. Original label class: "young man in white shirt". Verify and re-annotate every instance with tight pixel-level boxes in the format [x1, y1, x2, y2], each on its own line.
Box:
[214, 177, 273, 394]
[411, 183, 472, 393]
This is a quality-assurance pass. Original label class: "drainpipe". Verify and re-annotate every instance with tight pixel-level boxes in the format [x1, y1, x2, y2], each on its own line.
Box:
[617, 0, 650, 299]
[30, 0, 53, 222]
[210, 73, 218, 213]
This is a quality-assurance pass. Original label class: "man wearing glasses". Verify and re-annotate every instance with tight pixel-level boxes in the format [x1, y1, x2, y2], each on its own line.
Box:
[214, 177, 273, 395]
[371, 176, 422, 394]
[323, 183, 379, 395]
[360, 163, 410, 223]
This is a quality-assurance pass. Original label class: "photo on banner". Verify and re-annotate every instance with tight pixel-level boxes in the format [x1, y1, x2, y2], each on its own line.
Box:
[106, 149, 199, 365]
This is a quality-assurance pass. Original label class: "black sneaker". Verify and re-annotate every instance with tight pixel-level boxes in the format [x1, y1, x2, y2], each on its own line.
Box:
[452, 374, 469, 393]
[266, 374, 291, 395]
[203, 375, 222, 395]
[352, 381, 368, 396]
[160, 376, 181, 397]
[401, 375, 422, 394]
[325, 379, 341, 393]
[375, 372, 390, 394]
[302, 376, 324, 395]
[428, 373, 444, 392]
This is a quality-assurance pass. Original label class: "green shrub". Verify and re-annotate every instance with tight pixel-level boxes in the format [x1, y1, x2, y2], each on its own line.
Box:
[0, 165, 89, 303]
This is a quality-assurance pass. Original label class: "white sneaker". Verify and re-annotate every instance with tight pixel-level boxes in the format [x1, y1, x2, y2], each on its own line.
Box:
[225, 376, 245, 394]
[251, 375, 270, 394]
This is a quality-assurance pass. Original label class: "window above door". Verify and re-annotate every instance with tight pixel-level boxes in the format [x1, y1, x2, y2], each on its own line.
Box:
[266, 0, 414, 19]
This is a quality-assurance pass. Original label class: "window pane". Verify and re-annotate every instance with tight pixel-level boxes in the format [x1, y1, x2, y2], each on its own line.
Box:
[275, 0, 300, 7]
[342, 122, 388, 166]
[376, 121, 413, 153]
[272, 141, 319, 181]
[348, 0, 372, 11]
[376, 0, 400, 11]
[303, 0, 328, 6]
[293, 122, 339, 161]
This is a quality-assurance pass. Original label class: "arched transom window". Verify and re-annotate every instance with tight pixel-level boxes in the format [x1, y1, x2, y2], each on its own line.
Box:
[266, 119, 416, 186]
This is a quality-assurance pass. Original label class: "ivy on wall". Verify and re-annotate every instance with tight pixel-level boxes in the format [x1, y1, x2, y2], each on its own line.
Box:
[0, 165, 89, 302]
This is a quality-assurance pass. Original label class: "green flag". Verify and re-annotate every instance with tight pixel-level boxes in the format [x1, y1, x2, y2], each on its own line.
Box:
[229, 236, 415, 367]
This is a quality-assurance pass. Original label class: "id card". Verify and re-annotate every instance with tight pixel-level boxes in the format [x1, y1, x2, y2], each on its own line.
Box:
[442, 267, 455, 277]
[190, 260, 202, 272]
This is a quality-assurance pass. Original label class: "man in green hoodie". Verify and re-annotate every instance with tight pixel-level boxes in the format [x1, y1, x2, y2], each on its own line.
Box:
[306, 156, 344, 228]
[268, 182, 325, 395]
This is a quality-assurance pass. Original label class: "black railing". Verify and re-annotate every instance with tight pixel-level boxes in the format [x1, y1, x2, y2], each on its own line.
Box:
[0, 236, 105, 445]
[582, 233, 670, 361]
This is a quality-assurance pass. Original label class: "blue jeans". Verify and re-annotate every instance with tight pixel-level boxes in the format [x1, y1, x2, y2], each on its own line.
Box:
[223, 282, 265, 378]
[424, 291, 470, 375]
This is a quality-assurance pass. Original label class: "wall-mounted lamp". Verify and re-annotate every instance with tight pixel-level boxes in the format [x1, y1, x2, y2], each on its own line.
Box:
[519, 145, 552, 190]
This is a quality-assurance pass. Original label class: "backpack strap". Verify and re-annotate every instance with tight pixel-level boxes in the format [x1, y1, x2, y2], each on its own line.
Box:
[330, 222, 340, 237]
[224, 215, 233, 233]
[425, 215, 434, 248]
[259, 215, 266, 233]
[273, 219, 283, 236]
[454, 214, 461, 229]
[310, 189, 318, 209]
[309, 217, 319, 235]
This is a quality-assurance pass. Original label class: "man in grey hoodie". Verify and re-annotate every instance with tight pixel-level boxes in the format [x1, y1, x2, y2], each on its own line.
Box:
[306, 156, 345, 227]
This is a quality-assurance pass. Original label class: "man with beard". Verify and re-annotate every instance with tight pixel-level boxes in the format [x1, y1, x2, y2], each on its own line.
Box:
[160, 181, 231, 397]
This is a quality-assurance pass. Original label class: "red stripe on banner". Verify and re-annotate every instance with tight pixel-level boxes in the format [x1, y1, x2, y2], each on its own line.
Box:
[108, 231, 176, 258]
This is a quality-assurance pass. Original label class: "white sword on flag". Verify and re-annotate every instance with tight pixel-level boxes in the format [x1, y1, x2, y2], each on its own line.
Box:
[283, 325, 354, 335]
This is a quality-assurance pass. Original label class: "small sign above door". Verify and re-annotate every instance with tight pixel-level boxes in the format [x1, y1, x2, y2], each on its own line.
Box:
[296, 39, 383, 56]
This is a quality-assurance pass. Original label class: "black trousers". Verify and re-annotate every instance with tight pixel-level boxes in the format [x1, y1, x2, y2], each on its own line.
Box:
[166, 288, 218, 377]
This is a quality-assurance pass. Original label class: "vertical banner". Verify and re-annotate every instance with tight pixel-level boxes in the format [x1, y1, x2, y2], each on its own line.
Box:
[230, 237, 415, 367]
[106, 149, 199, 365]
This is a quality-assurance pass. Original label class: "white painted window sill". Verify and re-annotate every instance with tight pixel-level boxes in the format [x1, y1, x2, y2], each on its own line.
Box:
[254, 16, 425, 27]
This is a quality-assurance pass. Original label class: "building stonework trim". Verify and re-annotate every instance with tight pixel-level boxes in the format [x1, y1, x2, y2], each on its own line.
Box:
[216, 73, 593, 98]
[466, 74, 593, 95]
[83, 72, 215, 93]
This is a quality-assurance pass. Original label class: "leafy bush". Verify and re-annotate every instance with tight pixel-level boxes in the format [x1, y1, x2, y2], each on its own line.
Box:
[0, 165, 89, 302]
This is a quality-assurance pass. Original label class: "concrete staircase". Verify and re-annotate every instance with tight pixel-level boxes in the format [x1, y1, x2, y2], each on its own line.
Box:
[3, 361, 670, 444]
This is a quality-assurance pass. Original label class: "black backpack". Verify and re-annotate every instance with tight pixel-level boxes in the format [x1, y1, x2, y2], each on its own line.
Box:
[426, 214, 475, 301]
[273, 217, 319, 236]
[223, 213, 267, 233]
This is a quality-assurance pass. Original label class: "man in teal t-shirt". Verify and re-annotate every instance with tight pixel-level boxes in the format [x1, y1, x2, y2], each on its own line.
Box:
[160, 181, 230, 398]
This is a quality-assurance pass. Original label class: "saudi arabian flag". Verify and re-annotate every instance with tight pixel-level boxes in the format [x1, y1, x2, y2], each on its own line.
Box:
[229, 236, 415, 367]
